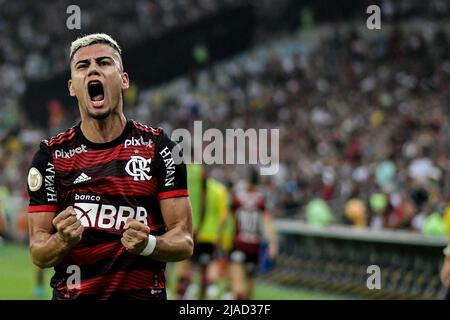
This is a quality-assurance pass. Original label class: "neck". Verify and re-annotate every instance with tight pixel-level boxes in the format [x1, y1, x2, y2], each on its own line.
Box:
[80, 112, 127, 144]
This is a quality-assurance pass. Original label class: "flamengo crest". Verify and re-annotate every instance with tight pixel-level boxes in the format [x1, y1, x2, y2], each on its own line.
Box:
[125, 156, 152, 181]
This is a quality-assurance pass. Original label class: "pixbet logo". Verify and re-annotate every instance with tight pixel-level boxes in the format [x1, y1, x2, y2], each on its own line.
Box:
[54, 145, 87, 159]
[124, 137, 153, 148]
[125, 156, 152, 181]
[73, 202, 148, 230]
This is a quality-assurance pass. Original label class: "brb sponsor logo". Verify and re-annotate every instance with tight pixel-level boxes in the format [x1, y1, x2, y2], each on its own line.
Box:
[55, 145, 87, 159]
[73, 194, 147, 230]
[124, 137, 153, 148]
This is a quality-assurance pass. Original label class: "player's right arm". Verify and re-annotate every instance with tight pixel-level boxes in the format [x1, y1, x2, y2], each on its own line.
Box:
[440, 246, 450, 287]
[27, 143, 83, 268]
[29, 207, 83, 268]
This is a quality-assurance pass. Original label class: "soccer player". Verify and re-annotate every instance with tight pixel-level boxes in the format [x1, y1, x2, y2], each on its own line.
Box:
[26, 34, 193, 300]
[228, 168, 278, 300]
[175, 164, 230, 299]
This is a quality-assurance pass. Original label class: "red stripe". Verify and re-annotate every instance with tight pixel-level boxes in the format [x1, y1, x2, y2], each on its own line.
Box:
[49, 129, 74, 144]
[73, 187, 154, 196]
[158, 189, 189, 200]
[53, 144, 123, 170]
[73, 177, 158, 196]
[57, 269, 165, 295]
[64, 223, 164, 238]
[48, 131, 76, 147]
[47, 129, 76, 146]
[133, 121, 161, 136]
[28, 205, 58, 213]
[65, 242, 123, 264]
[88, 270, 164, 292]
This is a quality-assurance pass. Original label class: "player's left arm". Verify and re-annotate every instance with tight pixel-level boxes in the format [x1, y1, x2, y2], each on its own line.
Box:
[152, 196, 193, 261]
[121, 197, 193, 261]
[121, 130, 193, 261]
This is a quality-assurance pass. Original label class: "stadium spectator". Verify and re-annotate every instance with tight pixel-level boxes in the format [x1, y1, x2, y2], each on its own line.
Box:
[345, 199, 367, 228]
[228, 168, 278, 300]
[305, 198, 333, 227]
[175, 164, 230, 300]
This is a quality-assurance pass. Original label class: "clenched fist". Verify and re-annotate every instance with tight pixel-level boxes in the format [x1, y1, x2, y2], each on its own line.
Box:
[121, 218, 150, 255]
[52, 206, 84, 247]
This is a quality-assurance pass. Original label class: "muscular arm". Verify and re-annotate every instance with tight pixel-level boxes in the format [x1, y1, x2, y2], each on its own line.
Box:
[441, 246, 450, 287]
[28, 208, 83, 268]
[29, 212, 69, 268]
[122, 130, 193, 261]
[151, 197, 193, 262]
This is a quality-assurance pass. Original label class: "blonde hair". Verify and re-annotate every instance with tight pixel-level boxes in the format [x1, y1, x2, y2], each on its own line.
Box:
[70, 33, 122, 61]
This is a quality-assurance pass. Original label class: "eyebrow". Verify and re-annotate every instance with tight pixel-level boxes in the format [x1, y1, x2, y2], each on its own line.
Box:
[74, 56, 114, 67]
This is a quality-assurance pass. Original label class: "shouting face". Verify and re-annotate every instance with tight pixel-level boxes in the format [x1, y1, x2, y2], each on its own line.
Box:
[68, 43, 129, 120]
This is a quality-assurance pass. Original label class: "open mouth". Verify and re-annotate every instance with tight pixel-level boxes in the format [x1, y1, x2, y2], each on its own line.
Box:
[87, 80, 104, 107]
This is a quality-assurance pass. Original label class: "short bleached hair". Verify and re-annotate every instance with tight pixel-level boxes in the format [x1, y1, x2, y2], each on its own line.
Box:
[70, 33, 122, 61]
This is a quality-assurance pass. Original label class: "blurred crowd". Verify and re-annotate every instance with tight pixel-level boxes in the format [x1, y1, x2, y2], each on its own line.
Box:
[0, 10, 450, 240]
[130, 21, 450, 234]
[0, 0, 243, 130]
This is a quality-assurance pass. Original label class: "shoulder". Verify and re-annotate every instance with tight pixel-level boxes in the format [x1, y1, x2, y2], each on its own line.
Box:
[129, 120, 175, 149]
[30, 127, 76, 161]
[42, 126, 77, 148]
[130, 120, 163, 137]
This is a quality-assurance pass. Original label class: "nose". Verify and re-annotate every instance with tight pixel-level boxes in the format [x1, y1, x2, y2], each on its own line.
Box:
[87, 62, 100, 77]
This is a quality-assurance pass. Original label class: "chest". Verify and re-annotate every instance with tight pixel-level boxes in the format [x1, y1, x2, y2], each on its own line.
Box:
[52, 143, 158, 194]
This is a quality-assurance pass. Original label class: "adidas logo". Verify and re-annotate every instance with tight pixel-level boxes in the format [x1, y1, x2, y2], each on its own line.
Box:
[73, 173, 91, 184]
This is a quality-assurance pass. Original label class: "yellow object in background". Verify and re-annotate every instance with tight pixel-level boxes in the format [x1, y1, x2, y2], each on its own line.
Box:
[345, 199, 367, 228]
[370, 110, 384, 127]
[124, 82, 138, 106]
[442, 205, 450, 235]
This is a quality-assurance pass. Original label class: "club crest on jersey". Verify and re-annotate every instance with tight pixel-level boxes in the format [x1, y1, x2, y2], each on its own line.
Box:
[125, 156, 152, 181]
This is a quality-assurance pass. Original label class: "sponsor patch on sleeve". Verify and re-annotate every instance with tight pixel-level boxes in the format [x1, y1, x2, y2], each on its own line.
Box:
[28, 167, 43, 192]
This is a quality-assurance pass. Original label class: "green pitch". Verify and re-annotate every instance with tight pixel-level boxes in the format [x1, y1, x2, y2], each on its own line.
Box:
[0, 242, 344, 300]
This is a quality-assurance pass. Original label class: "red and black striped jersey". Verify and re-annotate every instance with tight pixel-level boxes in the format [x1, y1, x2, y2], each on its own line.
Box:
[27, 119, 188, 300]
[232, 187, 266, 254]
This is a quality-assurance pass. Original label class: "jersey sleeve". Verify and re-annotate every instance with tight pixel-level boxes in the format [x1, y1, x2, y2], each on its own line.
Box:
[27, 142, 59, 213]
[154, 130, 189, 200]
